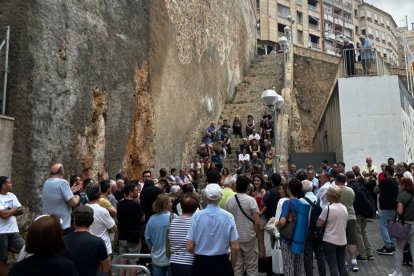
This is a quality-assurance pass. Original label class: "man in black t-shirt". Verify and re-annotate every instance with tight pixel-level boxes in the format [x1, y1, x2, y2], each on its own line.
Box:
[139, 180, 162, 223]
[117, 183, 145, 273]
[374, 166, 398, 255]
[64, 205, 110, 276]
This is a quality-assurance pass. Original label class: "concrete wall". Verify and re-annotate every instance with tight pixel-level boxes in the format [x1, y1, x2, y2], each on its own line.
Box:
[0, 116, 14, 176]
[315, 75, 414, 168]
[313, 84, 344, 162]
[400, 79, 414, 162]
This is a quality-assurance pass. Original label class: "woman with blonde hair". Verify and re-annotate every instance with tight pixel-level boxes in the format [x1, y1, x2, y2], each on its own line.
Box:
[316, 186, 348, 276]
[145, 194, 175, 276]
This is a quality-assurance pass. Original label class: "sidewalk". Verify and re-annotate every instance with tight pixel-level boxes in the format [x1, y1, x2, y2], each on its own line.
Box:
[314, 218, 412, 275]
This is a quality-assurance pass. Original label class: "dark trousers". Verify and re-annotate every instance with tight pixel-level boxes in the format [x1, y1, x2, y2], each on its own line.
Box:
[323, 242, 348, 276]
[304, 236, 326, 276]
[171, 263, 192, 276]
[192, 254, 233, 276]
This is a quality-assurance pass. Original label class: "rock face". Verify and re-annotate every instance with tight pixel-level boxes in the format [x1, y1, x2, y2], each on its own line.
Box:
[292, 47, 340, 152]
[0, 0, 255, 213]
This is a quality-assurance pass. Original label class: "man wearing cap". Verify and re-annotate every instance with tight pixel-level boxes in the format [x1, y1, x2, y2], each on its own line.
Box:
[42, 163, 80, 235]
[64, 205, 110, 275]
[187, 183, 239, 276]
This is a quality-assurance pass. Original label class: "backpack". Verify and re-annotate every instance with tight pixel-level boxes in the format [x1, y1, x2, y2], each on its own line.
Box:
[352, 181, 376, 218]
[303, 197, 323, 233]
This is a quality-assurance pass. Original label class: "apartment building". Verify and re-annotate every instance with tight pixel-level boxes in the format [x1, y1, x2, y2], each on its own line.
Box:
[355, 2, 399, 66]
[256, 0, 322, 54]
[320, 0, 358, 55]
[256, 0, 356, 54]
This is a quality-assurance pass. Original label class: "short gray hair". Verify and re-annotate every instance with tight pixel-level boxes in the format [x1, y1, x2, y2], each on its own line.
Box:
[223, 175, 236, 187]
[302, 180, 313, 193]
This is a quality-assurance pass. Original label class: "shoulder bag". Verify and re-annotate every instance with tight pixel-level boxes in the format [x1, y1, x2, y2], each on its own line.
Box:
[388, 193, 414, 240]
[165, 212, 174, 257]
[277, 200, 296, 241]
[314, 206, 329, 242]
[235, 194, 255, 224]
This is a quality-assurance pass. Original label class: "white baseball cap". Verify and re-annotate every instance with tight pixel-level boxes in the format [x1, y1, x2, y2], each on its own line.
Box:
[204, 183, 223, 200]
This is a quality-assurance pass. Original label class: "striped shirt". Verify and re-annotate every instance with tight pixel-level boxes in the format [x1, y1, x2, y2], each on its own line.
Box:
[225, 193, 259, 242]
[169, 216, 194, 265]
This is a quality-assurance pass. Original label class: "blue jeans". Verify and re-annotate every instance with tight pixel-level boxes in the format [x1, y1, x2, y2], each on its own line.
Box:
[323, 242, 348, 276]
[152, 265, 170, 276]
[379, 209, 396, 248]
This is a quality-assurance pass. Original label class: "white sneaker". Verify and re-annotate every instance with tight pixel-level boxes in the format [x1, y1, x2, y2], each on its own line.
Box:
[388, 271, 403, 276]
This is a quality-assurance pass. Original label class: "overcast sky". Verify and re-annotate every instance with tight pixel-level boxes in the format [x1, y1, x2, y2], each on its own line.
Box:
[363, 0, 414, 29]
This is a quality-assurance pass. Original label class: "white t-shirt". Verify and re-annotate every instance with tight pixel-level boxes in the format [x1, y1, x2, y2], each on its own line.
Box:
[319, 202, 348, 246]
[87, 203, 115, 255]
[0, 192, 21, 233]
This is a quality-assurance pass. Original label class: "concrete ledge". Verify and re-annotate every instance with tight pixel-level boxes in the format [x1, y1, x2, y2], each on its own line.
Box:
[0, 115, 14, 176]
[0, 114, 15, 121]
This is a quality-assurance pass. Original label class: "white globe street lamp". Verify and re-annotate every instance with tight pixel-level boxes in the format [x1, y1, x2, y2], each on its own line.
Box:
[261, 89, 284, 173]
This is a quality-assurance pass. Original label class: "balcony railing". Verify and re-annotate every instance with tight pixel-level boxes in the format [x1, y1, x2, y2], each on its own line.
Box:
[309, 24, 320, 30]
[340, 48, 391, 78]
[308, 5, 318, 12]
[310, 42, 320, 49]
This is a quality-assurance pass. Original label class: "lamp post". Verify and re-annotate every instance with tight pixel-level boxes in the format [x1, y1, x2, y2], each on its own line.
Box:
[286, 15, 295, 44]
[261, 89, 284, 173]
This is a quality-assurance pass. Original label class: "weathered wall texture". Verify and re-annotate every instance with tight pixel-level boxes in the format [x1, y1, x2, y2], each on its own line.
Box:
[1, 0, 149, 214]
[150, 0, 256, 169]
[293, 47, 340, 152]
[0, 0, 255, 215]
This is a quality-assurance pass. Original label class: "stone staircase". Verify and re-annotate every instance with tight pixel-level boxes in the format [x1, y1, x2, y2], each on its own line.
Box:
[219, 54, 285, 172]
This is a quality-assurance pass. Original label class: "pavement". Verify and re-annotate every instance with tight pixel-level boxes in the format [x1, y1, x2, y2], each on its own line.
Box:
[314, 218, 413, 276]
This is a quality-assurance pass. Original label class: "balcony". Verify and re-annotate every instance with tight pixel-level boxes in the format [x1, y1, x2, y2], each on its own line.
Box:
[309, 42, 320, 49]
[309, 23, 320, 30]
[308, 5, 319, 12]
[334, 17, 343, 25]
[324, 14, 334, 22]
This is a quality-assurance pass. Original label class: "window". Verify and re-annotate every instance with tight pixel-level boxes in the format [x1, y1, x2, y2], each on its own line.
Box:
[381, 32, 385, 40]
[366, 10, 372, 19]
[354, 9, 358, 17]
[380, 16, 384, 24]
[256, 0, 260, 11]
[386, 19, 390, 27]
[297, 11, 303, 23]
[367, 26, 373, 35]
[355, 26, 360, 35]
[277, 4, 290, 18]
[297, 30, 304, 43]
[361, 28, 366, 35]
[374, 13, 378, 21]
[359, 9, 365, 18]
[375, 29, 380, 37]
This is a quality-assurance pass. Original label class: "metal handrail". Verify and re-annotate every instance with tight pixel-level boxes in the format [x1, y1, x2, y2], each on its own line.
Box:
[1, 26, 10, 115]
[111, 253, 152, 275]
[339, 47, 391, 78]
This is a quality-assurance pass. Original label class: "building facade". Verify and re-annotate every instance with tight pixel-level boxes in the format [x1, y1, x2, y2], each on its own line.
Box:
[355, 3, 399, 66]
[256, 0, 402, 67]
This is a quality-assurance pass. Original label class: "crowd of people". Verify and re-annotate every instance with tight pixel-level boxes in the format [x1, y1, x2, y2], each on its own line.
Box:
[2, 123, 414, 276]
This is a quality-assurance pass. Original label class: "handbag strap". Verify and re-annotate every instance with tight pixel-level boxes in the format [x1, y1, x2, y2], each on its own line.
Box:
[235, 194, 255, 224]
